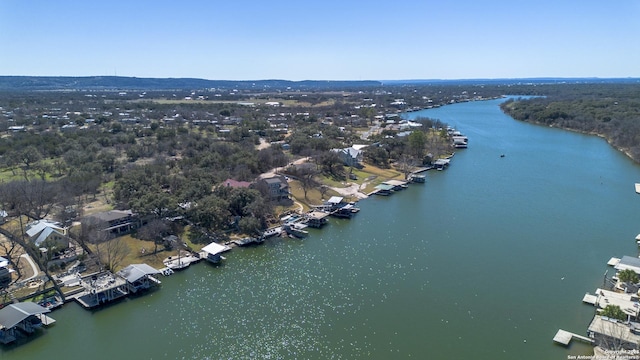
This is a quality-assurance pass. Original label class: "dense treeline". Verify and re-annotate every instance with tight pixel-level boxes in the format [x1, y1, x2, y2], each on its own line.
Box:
[500, 83, 640, 161]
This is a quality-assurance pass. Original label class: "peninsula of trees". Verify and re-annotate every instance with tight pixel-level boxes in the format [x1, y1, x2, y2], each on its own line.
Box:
[500, 82, 640, 162]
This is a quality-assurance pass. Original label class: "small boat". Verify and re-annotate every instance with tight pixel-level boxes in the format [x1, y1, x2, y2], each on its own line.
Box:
[233, 237, 262, 247]
[283, 223, 309, 238]
[500, 154, 505, 158]
[38, 295, 63, 310]
[262, 227, 282, 238]
[163, 252, 194, 270]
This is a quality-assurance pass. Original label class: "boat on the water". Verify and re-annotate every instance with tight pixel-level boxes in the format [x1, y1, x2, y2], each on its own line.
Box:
[283, 223, 309, 238]
[262, 227, 282, 238]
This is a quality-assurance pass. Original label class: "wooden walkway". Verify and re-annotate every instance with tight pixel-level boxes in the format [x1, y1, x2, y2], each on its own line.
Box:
[553, 329, 593, 346]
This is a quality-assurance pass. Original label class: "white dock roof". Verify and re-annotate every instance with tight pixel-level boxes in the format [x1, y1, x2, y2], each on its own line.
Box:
[117, 263, 160, 283]
[327, 196, 344, 204]
[607, 257, 621, 266]
[383, 180, 408, 186]
[201, 242, 228, 256]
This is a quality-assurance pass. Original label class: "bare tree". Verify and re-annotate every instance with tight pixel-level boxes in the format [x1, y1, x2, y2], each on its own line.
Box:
[396, 154, 418, 180]
[94, 235, 130, 272]
[319, 185, 330, 200]
[298, 166, 319, 200]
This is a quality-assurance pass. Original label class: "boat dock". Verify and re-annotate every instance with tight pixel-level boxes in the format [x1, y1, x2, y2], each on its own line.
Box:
[36, 313, 56, 326]
[553, 329, 593, 346]
[163, 253, 201, 268]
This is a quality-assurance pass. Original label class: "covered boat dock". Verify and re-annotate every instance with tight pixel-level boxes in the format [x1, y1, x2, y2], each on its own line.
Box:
[0, 302, 52, 344]
[200, 242, 231, 264]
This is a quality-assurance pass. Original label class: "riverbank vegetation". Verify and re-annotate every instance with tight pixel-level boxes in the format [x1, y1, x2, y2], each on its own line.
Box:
[500, 83, 640, 162]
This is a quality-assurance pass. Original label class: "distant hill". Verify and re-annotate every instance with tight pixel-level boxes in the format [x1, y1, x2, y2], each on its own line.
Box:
[1, 76, 638, 91]
[0, 76, 383, 91]
[381, 78, 640, 86]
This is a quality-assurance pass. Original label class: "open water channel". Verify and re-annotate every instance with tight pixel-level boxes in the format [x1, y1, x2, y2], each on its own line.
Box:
[3, 97, 640, 359]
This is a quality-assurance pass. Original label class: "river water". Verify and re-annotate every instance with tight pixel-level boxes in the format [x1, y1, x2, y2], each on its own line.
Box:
[4, 97, 640, 359]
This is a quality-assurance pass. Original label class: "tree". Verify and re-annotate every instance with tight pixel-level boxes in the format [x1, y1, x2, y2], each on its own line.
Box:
[407, 130, 427, 158]
[137, 219, 170, 254]
[188, 195, 231, 231]
[227, 188, 260, 217]
[363, 146, 390, 168]
[396, 154, 418, 180]
[618, 269, 639, 284]
[238, 217, 261, 236]
[298, 166, 319, 200]
[19, 145, 42, 170]
[95, 236, 130, 271]
[317, 151, 344, 179]
[600, 305, 627, 321]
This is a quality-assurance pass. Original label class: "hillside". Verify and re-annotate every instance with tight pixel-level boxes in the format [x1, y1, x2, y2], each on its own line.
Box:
[0, 76, 382, 91]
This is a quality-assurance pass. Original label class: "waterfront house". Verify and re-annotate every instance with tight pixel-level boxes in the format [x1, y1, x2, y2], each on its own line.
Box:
[256, 176, 290, 202]
[0, 302, 51, 344]
[331, 146, 364, 168]
[25, 220, 73, 263]
[116, 264, 161, 294]
[84, 210, 140, 236]
[26, 219, 69, 238]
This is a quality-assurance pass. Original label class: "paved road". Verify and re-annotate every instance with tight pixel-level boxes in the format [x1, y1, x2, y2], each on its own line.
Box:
[20, 253, 40, 281]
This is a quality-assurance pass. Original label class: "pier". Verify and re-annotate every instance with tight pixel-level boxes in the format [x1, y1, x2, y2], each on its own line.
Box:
[162, 252, 202, 272]
[553, 329, 593, 346]
[36, 313, 56, 326]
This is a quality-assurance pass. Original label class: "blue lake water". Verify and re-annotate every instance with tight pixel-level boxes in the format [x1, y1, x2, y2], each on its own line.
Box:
[3, 97, 640, 359]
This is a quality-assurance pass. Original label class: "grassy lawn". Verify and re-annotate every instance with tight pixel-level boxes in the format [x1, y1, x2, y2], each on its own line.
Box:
[85, 235, 167, 271]
[288, 179, 341, 210]
[106, 229, 205, 271]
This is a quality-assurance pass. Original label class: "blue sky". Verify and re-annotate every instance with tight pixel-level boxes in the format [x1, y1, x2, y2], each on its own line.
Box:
[1, 1, 639, 80]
